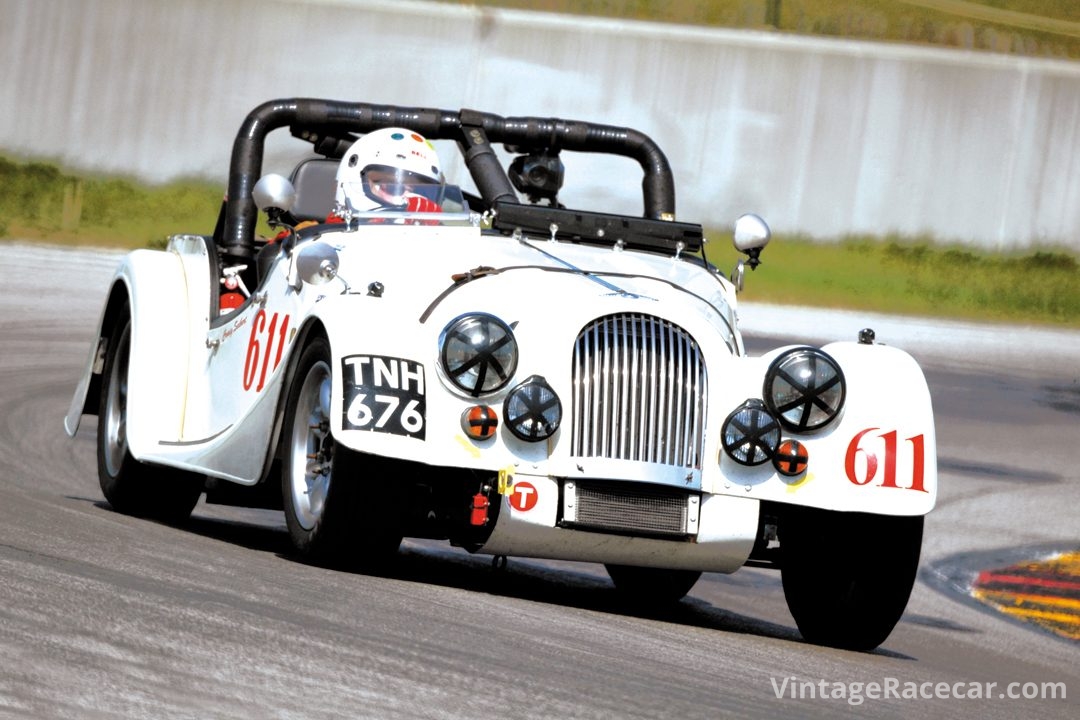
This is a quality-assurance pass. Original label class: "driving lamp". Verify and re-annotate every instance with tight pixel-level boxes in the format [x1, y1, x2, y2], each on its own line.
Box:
[461, 405, 499, 440]
[721, 399, 781, 466]
[440, 313, 518, 396]
[763, 347, 846, 433]
[504, 376, 562, 441]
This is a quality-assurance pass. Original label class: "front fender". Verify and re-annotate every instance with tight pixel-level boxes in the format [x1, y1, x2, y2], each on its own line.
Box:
[312, 294, 448, 462]
[715, 341, 937, 516]
[311, 291, 551, 470]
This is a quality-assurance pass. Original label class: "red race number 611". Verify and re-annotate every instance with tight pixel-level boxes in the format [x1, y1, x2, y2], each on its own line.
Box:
[243, 310, 290, 392]
[845, 427, 927, 493]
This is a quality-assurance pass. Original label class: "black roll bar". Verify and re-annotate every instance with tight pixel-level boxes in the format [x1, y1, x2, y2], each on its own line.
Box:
[223, 98, 677, 260]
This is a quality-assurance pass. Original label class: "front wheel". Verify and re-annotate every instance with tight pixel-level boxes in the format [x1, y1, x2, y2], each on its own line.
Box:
[97, 310, 203, 522]
[281, 336, 401, 567]
[780, 508, 923, 651]
[605, 565, 702, 606]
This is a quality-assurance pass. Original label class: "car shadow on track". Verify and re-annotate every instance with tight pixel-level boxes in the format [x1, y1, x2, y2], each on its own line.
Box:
[171, 506, 921, 658]
[83, 498, 916, 657]
[387, 543, 915, 659]
[78, 498, 297, 556]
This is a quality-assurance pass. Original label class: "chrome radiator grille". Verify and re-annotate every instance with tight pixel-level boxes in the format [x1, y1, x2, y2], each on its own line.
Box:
[571, 313, 706, 468]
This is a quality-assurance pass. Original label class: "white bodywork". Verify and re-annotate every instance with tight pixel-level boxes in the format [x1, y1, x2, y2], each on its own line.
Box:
[67, 220, 937, 572]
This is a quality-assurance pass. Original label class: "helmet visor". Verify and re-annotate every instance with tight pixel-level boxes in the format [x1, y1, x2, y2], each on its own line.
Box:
[362, 164, 445, 207]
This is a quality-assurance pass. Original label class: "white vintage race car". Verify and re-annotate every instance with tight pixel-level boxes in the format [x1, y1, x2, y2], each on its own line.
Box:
[66, 99, 936, 651]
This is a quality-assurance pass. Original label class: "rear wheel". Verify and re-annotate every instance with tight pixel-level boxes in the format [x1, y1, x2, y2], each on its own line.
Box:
[97, 310, 203, 522]
[780, 508, 923, 651]
[605, 565, 702, 605]
[281, 337, 401, 567]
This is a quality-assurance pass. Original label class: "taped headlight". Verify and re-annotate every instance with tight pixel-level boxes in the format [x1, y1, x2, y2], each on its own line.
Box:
[504, 376, 562, 441]
[721, 399, 781, 466]
[763, 347, 846, 433]
[440, 313, 518, 396]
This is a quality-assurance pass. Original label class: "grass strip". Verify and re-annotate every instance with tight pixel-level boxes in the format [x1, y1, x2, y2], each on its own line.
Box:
[716, 235, 1079, 328]
[2, 155, 1077, 328]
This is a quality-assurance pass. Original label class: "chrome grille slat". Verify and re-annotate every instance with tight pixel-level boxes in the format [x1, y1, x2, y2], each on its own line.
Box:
[646, 316, 660, 462]
[627, 314, 640, 459]
[617, 314, 630, 459]
[682, 331, 697, 462]
[571, 313, 706, 469]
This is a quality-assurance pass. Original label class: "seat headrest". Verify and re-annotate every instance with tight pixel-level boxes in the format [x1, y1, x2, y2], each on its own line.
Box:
[289, 158, 338, 223]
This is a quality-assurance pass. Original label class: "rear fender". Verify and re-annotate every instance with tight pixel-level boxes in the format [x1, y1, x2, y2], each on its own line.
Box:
[64, 251, 192, 461]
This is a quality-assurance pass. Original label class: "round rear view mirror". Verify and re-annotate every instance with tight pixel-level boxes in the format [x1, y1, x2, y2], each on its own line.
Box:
[733, 213, 771, 254]
[295, 242, 339, 286]
[252, 173, 297, 215]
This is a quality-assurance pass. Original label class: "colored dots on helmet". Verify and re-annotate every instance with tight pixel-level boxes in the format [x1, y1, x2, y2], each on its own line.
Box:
[411, 133, 424, 143]
[391, 132, 405, 140]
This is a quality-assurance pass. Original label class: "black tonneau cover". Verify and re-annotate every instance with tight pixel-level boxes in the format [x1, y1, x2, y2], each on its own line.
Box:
[491, 201, 703, 254]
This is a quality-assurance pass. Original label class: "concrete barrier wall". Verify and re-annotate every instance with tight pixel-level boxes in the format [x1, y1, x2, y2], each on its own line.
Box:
[3, 0, 1079, 250]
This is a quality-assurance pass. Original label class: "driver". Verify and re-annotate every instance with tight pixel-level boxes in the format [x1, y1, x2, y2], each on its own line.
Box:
[332, 127, 445, 220]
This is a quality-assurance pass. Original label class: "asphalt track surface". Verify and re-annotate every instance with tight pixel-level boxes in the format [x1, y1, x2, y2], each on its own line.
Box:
[1, 243, 1077, 719]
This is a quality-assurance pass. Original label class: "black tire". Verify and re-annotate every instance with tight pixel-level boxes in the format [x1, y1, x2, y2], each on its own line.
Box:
[97, 309, 203, 523]
[605, 564, 702, 605]
[780, 508, 923, 651]
[281, 336, 401, 567]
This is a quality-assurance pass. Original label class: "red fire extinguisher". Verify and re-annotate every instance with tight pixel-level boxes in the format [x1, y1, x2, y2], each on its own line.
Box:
[470, 493, 490, 526]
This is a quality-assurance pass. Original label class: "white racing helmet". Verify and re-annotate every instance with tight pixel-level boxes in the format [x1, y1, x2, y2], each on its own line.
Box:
[334, 128, 444, 213]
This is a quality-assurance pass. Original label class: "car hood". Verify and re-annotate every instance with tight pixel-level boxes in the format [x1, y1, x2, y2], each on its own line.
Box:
[307, 224, 741, 352]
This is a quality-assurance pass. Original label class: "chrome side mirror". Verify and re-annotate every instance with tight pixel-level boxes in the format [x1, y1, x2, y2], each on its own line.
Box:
[295, 242, 340, 286]
[252, 174, 297, 219]
[730, 214, 770, 293]
[733, 213, 770, 265]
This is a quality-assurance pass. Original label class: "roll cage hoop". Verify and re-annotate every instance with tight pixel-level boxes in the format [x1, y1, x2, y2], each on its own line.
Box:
[222, 98, 682, 261]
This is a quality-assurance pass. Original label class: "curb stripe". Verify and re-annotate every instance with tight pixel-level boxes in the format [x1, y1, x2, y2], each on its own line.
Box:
[970, 550, 1080, 642]
[976, 573, 1080, 592]
[974, 591, 1080, 610]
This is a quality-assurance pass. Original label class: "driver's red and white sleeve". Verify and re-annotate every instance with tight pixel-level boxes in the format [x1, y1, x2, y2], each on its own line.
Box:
[405, 195, 442, 214]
